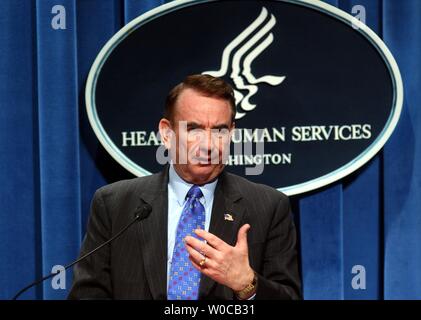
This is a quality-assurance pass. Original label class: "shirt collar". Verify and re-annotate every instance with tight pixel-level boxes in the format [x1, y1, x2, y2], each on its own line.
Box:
[168, 164, 218, 207]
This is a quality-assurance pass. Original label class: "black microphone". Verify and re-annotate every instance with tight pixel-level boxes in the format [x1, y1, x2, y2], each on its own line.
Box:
[12, 203, 152, 300]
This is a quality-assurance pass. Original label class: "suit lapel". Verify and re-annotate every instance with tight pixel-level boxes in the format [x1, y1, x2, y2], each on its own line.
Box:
[199, 171, 245, 299]
[136, 167, 169, 300]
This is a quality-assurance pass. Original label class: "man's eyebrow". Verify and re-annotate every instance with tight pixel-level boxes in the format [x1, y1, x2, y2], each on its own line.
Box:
[185, 122, 230, 130]
[186, 122, 204, 128]
[211, 124, 231, 130]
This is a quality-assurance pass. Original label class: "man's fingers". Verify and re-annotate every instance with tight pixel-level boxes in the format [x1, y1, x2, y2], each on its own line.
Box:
[189, 256, 203, 271]
[184, 236, 218, 258]
[185, 243, 216, 269]
[194, 229, 225, 250]
[188, 256, 212, 278]
[235, 224, 250, 249]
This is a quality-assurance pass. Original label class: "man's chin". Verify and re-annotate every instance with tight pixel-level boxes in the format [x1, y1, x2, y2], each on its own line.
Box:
[187, 164, 223, 183]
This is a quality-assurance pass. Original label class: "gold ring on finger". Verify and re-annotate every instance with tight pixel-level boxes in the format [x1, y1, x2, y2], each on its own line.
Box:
[199, 257, 207, 267]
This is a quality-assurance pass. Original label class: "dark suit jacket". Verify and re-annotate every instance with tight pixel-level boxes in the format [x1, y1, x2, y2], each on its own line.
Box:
[68, 166, 301, 299]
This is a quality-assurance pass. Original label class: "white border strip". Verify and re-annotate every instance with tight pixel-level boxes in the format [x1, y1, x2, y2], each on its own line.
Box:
[85, 0, 403, 196]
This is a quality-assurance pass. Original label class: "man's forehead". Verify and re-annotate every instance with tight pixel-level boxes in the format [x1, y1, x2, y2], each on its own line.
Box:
[176, 88, 229, 107]
[172, 116, 232, 130]
[173, 89, 232, 125]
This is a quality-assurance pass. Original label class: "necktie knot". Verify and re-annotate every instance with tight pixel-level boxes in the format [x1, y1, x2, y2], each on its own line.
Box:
[186, 185, 203, 200]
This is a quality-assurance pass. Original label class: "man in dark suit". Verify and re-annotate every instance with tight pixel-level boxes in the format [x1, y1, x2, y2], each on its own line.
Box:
[69, 75, 301, 300]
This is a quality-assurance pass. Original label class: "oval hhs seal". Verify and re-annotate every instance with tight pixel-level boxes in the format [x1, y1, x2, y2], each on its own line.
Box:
[86, 0, 403, 195]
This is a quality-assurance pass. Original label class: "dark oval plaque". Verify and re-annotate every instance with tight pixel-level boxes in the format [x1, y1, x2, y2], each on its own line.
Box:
[86, 0, 403, 195]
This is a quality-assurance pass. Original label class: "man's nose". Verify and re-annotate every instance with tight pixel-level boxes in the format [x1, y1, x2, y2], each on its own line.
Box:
[198, 131, 216, 154]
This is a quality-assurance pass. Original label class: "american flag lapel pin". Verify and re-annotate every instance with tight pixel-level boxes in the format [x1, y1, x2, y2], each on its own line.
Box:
[224, 213, 234, 221]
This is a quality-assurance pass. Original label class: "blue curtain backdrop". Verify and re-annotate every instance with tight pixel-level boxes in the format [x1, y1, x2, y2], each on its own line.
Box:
[0, 0, 419, 300]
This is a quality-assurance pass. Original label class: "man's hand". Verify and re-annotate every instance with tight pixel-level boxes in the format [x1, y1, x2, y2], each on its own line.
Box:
[184, 224, 255, 292]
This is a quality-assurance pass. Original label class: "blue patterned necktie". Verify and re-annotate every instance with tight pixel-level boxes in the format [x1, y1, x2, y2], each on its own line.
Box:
[167, 185, 206, 300]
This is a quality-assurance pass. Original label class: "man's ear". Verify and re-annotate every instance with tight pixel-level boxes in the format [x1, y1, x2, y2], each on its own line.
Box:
[158, 118, 173, 149]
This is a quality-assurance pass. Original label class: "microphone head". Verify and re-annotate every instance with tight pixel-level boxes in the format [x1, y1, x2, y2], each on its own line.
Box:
[135, 203, 152, 220]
